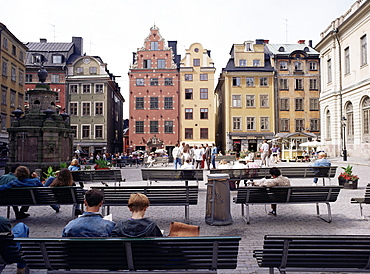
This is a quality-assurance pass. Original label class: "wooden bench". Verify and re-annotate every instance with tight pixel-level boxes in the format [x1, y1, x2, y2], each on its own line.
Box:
[0, 232, 28, 274]
[141, 168, 204, 186]
[210, 166, 338, 186]
[0, 186, 84, 219]
[233, 186, 342, 224]
[17, 236, 241, 273]
[351, 183, 370, 217]
[254, 235, 370, 273]
[71, 169, 124, 186]
[91, 185, 198, 222]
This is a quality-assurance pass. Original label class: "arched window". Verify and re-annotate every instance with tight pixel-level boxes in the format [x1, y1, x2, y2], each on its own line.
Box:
[362, 97, 370, 136]
[326, 110, 331, 139]
[346, 102, 354, 141]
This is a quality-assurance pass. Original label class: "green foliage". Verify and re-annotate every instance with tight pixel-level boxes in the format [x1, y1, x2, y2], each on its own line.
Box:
[94, 159, 110, 168]
[60, 162, 68, 169]
[43, 166, 57, 178]
[341, 165, 353, 175]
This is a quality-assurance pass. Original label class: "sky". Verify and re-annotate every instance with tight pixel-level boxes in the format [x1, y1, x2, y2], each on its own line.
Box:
[1, 0, 356, 118]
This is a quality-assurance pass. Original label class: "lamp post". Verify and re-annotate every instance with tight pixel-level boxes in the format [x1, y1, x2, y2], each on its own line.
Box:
[341, 116, 347, 161]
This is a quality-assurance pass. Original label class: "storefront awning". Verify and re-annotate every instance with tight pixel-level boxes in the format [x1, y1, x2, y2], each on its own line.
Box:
[229, 132, 274, 139]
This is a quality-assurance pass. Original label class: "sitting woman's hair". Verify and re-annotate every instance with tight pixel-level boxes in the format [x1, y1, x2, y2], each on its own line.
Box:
[128, 193, 150, 212]
[15, 166, 30, 181]
[50, 168, 74, 187]
[269, 167, 281, 177]
[70, 159, 79, 166]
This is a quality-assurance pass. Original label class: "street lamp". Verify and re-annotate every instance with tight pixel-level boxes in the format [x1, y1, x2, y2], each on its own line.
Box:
[341, 116, 347, 161]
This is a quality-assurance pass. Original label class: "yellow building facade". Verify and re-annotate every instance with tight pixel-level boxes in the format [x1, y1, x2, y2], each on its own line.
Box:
[179, 43, 216, 146]
[215, 40, 275, 154]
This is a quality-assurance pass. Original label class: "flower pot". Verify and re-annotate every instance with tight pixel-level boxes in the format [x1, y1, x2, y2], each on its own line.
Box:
[338, 178, 358, 189]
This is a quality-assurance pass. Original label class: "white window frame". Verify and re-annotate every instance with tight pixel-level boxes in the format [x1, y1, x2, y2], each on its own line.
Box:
[81, 102, 91, 116]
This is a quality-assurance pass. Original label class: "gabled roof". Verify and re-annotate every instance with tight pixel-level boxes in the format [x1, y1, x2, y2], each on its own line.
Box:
[25, 42, 74, 52]
[266, 44, 319, 56]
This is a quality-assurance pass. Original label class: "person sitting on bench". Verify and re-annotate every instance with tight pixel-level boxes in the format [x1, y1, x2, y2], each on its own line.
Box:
[111, 193, 163, 238]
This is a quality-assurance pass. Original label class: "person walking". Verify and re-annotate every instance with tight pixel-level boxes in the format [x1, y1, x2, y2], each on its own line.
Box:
[260, 140, 270, 167]
[172, 143, 182, 169]
[211, 144, 217, 169]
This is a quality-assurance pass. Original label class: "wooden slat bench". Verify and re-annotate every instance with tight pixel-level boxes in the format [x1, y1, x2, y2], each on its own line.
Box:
[210, 166, 338, 186]
[17, 236, 241, 273]
[71, 169, 124, 186]
[0, 186, 84, 219]
[141, 168, 204, 186]
[254, 235, 370, 273]
[91, 185, 198, 223]
[351, 183, 370, 217]
[233, 186, 342, 224]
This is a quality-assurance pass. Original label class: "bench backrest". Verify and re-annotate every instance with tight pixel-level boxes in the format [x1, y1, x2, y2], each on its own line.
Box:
[363, 183, 370, 203]
[235, 186, 342, 204]
[256, 235, 370, 270]
[91, 186, 199, 206]
[72, 170, 122, 183]
[141, 169, 204, 181]
[0, 186, 84, 206]
[0, 232, 23, 266]
[18, 236, 241, 271]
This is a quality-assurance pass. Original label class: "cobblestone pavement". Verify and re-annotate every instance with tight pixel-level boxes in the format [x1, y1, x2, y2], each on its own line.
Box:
[1, 156, 370, 273]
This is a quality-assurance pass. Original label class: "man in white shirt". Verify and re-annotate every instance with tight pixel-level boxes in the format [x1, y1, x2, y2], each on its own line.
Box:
[193, 146, 204, 169]
[172, 144, 182, 169]
[260, 140, 270, 167]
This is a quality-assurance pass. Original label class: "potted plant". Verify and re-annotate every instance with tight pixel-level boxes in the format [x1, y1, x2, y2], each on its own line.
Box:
[94, 159, 110, 170]
[338, 165, 359, 189]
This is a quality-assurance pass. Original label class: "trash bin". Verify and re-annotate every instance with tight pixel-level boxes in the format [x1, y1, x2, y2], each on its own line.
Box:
[205, 174, 233, 226]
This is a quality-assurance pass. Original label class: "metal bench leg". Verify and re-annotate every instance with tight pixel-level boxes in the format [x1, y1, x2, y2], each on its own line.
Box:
[360, 203, 364, 218]
[185, 205, 189, 224]
[241, 203, 250, 224]
[316, 202, 332, 223]
[6, 206, 10, 219]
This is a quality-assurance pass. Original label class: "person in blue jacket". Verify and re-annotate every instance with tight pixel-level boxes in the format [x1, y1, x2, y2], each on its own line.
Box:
[0, 166, 43, 220]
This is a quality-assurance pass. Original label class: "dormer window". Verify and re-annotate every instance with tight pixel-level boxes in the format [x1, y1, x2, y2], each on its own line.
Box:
[76, 67, 84, 75]
[32, 54, 42, 64]
[304, 47, 309, 52]
[279, 46, 285, 52]
[52, 55, 62, 64]
[245, 42, 253, 51]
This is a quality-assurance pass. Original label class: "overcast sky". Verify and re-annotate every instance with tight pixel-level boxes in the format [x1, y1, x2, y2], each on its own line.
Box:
[1, 0, 355, 117]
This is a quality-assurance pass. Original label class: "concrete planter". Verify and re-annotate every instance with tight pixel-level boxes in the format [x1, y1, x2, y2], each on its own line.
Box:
[338, 178, 358, 189]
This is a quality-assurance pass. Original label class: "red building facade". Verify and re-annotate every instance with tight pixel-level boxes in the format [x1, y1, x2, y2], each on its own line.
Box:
[129, 26, 180, 153]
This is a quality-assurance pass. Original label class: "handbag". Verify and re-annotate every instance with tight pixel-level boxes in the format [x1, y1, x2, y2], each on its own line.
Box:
[168, 222, 200, 237]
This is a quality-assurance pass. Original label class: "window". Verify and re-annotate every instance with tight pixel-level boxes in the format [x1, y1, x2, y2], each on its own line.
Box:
[295, 119, 304, 131]
[280, 119, 289, 132]
[246, 95, 255, 107]
[95, 84, 103, 93]
[70, 85, 78, 94]
[32, 54, 41, 63]
[136, 78, 144, 86]
[260, 77, 268, 87]
[70, 103, 78, 115]
[136, 97, 144, 109]
[344, 47, 350, 74]
[11, 66, 16, 82]
[151, 41, 158, 50]
[326, 110, 331, 139]
[280, 98, 289, 110]
[232, 77, 241, 87]
[70, 126, 77, 138]
[200, 88, 208, 99]
[89, 67, 97, 74]
[232, 95, 241, 107]
[82, 84, 90, 93]
[1, 59, 7, 76]
[193, 59, 200, 66]
[136, 121, 144, 133]
[310, 98, 319, 110]
[76, 67, 84, 74]
[239, 59, 247, 66]
[95, 102, 103, 115]
[1, 86, 6, 105]
[185, 128, 193, 139]
[164, 121, 173, 133]
[150, 78, 158, 86]
[260, 117, 269, 130]
[95, 125, 103, 138]
[52, 55, 62, 63]
[246, 117, 255, 130]
[309, 62, 317, 71]
[185, 89, 193, 100]
[185, 108, 193, 119]
[327, 59, 332, 83]
[200, 74, 208, 81]
[346, 103, 354, 137]
[164, 78, 173, 85]
[10, 90, 15, 107]
[246, 77, 254, 87]
[157, 59, 165, 69]
[1, 114, 5, 131]
[295, 79, 303, 90]
[143, 59, 151, 68]
[309, 79, 318, 90]
[18, 94, 23, 109]
[363, 97, 370, 135]
[19, 51, 24, 61]
[233, 117, 241, 130]
[55, 91, 60, 102]
[280, 79, 288, 90]
[294, 61, 302, 71]
[150, 97, 158, 109]
[19, 70, 24, 85]
[260, 95, 269, 107]
[279, 61, 288, 70]
[26, 74, 32, 82]
[200, 128, 208, 139]
[200, 108, 208, 119]
[253, 60, 260, 66]
[11, 45, 16, 56]
[361, 35, 367, 66]
[245, 42, 252, 51]
[150, 121, 159, 133]
[164, 97, 173, 109]
[3, 37, 7, 49]
[295, 98, 304, 111]
[82, 125, 90, 138]
[82, 102, 91, 116]
[185, 74, 193, 81]
[50, 74, 60, 83]
[310, 119, 320, 132]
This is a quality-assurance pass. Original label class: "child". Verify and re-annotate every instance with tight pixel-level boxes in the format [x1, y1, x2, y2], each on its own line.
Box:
[111, 193, 163, 238]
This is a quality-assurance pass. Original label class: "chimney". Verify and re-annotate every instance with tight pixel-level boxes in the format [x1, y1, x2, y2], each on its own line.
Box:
[255, 39, 264, 44]
[298, 40, 305, 44]
[72, 37, 83, 57]
[40, 38, 47, 43]
[207, 50, 211, 57]
[308, 40, 313, 47]
[132, 52, 136, 65]
[264, 40, 269, 44]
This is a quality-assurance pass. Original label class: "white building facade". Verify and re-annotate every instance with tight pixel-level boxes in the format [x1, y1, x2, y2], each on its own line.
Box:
[315, 0, 370, 159]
